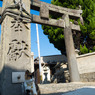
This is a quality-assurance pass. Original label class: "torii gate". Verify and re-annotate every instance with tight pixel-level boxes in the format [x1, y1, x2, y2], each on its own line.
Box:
[0, 0, 83, 95]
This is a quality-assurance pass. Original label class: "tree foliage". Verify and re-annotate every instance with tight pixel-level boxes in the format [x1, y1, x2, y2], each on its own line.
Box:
[42, 0, 95, 54]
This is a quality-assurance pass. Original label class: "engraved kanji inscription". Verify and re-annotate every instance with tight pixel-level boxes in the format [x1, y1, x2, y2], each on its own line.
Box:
[7, 39, 30, 61]
[11, 20, 23, 32]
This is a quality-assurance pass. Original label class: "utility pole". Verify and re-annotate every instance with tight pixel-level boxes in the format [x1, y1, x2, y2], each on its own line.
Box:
[36, 24, 42, 83]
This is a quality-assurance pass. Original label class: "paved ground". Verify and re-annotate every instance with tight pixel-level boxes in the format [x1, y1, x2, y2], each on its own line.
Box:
[38, 82, 95, 95]
[62, 86, 95, 95]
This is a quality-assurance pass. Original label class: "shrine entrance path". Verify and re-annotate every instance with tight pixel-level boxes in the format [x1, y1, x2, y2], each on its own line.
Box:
[38, 82, 95, 95]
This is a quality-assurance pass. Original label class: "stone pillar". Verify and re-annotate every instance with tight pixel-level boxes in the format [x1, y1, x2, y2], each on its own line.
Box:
[63, 14, 80, 82]
[1, 0, 31, 95]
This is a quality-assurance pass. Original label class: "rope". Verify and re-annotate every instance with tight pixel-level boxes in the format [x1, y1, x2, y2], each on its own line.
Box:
[0, 0, 32, 23]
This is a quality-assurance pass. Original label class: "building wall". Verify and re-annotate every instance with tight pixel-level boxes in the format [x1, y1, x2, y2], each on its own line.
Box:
[77, 52, 95, 82]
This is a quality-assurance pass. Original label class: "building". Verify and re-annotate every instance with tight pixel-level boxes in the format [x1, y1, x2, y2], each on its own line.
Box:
[34, 55, 67, 84]
[34, 51, 95, 83]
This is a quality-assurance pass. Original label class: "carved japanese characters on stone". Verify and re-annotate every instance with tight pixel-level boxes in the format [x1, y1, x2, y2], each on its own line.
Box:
[11, 20, 23, 32]
[7, 39, 30, 61]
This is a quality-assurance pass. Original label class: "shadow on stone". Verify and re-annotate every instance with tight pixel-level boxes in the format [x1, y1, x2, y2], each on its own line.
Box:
[0, 66, 25, 95]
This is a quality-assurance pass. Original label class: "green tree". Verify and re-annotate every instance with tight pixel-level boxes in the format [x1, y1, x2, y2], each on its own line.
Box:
[42, 0, 95, 54]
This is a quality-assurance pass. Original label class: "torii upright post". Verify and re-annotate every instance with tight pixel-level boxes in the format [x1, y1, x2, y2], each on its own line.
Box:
[63, 14, 80, 82]
[0, 0, 31, 95]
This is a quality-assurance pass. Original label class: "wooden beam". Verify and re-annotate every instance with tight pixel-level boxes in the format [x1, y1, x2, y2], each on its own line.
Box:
[31, 0, 82, 18]
[32, 15, 80, 31]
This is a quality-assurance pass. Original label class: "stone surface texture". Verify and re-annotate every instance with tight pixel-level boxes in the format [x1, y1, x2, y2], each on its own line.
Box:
[38, 82, 95, 95]
[0, 0, 31, 95]
[77, 52, 95, 82]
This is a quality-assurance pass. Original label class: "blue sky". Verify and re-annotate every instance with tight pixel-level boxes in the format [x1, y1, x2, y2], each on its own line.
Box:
[0, 0, 61, 58]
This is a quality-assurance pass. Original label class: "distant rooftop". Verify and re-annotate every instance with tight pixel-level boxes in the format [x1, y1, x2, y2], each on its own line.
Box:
[34, 54, 67, 65]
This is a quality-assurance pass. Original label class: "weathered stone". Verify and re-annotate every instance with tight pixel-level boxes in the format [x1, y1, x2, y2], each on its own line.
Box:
[63, 14, 80, 82]
[40, 2, 49, 19]
[51, 62, 70, 83]
[80, 72, 95, 82]
[32, 15, 80, 31]
[0, 0, 31, 95]
[31, 0, 82, 18]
